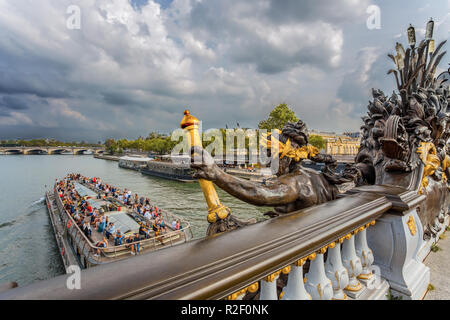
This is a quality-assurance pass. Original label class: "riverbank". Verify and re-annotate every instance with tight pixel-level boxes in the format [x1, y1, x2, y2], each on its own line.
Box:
[93, 154, 120, 161]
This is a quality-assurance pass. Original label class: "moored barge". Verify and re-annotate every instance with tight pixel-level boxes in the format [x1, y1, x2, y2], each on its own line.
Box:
[118, 155, 153, 171]
[140, 155, 196, 182]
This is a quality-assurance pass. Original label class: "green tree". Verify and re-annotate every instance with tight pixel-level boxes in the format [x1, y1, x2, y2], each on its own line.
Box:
[146, 132, 162, 140]
[258, 103, 299, 131]
[309, 135, 326, 150]
[105, 139, 117, 154]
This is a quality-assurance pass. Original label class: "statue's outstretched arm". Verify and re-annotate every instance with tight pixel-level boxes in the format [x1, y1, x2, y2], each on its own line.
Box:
[191, 147, 299, 206]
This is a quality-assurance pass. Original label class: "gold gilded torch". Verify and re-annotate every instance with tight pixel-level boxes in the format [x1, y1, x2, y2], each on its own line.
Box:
[180, 110, 231, 224]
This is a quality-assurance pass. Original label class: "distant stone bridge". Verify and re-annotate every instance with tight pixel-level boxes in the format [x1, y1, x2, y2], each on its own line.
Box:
[0, 146, 105, 155]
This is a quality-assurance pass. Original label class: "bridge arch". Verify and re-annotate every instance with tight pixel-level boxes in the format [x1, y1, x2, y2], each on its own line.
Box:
[49, 149, 71, 155]
[3, 149, 23, 154]
[24, 149, 48, 155]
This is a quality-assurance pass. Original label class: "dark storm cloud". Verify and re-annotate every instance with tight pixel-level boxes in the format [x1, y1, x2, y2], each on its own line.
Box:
[102, 91, 134, 106]
[0, 0, 448, 141]
[0, 75, 69, 99]
[266, 0, 369, 24]
[0, 95, 29, 111]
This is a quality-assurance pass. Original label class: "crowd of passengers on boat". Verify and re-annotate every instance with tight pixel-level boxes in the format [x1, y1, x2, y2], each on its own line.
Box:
[56, 173, 184, 257]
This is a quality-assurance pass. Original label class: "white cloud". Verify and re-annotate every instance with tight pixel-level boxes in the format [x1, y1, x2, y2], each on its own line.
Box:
[3, 0, 435, 141]
[0, 111, 33, 126]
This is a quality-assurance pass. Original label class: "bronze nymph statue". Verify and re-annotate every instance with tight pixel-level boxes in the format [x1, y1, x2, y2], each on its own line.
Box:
[190, 119, 358, 234]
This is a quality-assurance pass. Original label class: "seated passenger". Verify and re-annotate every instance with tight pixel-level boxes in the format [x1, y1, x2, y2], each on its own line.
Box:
[97, 216, 106, 232]
[82, 221, 92, 237]
[94, 237, 108, 257]
[114, 229, 124, 246]
[105, 222, 116, 239]
[139, 224, 149, 239]
[90, 209, 98, 224]
[86, 203, 93, 216]
[131, 233, 140, 255]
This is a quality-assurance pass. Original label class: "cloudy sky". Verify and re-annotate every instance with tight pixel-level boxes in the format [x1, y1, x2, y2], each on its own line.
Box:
[0, 0, 449, 142]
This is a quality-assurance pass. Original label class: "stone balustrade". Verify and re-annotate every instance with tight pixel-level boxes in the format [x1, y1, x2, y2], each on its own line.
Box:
[226, 220, 390, 301]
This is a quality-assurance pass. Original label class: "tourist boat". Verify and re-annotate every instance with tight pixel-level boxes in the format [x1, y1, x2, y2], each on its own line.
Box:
[118, 155, 154, 171]
[140, 154, 196, 182]
[45, 176, 193, 270]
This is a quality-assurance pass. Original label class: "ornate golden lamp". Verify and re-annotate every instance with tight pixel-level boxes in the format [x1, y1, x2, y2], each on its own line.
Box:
[180, 110, 231, 224]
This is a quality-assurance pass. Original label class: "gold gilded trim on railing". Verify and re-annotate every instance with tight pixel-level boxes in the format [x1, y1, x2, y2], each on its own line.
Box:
[294, 257, 307, 267]
[345, 281, 362, 292]
[339, 233, 352, 243]
[264, 270, 282, 282]
[337, 220, 376, 243]
[315, 241, 335, 254]
[308, 252, 317, 260]
[357, 272, 374, 280]
[406, 215, 417, 236]
[281, 266, 291, 274]
[226, 282, 259, 300]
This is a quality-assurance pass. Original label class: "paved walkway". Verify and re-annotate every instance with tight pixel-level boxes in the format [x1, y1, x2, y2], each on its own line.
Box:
[423, 228, 450, 300]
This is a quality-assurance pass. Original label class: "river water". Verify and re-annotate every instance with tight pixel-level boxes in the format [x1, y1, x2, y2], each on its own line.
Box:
[0, 155, 269, 286]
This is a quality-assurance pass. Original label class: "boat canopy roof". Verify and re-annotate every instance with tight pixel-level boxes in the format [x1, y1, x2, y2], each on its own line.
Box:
[73, 183, 97, 198]
[88, 198, 109, 210]
[105, 211, 140, 235]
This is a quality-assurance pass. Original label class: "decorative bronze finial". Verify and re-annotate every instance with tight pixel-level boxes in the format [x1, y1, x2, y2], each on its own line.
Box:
[425, 18, 434, 40]
[407, 24, 416, 49]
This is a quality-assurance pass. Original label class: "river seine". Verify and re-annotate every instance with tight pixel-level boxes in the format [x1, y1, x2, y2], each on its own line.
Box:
[0, 155, 268, 286]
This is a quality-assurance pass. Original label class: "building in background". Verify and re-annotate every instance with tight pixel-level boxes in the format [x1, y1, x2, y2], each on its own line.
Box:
[310, 131, 360, 156]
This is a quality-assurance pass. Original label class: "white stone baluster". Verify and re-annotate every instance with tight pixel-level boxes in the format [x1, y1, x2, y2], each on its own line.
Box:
[305, 251, 334, 300]
[259, 271, 280, 300]
[281, 260, 311, 300]
[342, 232, 363, 298]
[355, 224, 376, 287]
[325, 241, 349, 300]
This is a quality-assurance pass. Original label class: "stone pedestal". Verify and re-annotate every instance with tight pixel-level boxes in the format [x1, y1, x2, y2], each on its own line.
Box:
[367, 209, 430, 300]
[356, 278, 390, 300]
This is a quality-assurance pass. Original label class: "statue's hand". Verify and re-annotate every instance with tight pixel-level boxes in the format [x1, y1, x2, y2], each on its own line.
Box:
[190, 146, 219, 181]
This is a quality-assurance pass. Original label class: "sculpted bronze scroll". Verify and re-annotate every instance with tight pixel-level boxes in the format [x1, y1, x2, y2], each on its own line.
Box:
[188, 19, 450, 240]
[354, 20, 450, 239]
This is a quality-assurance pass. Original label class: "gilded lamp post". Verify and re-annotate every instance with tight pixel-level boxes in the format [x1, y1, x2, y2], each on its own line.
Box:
[180, 110, 231, 225]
